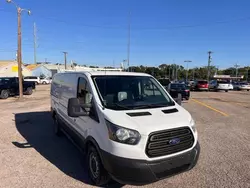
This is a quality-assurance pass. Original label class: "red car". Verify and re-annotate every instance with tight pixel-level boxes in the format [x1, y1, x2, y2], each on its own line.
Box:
[195, 80, 209, 91]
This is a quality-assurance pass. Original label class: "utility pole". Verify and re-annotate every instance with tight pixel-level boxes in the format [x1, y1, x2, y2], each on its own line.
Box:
[246, 66, 249, 81]
[168, 67, 171, 79]
[33, 22, 37, 65]
[184, 60, 192, 82]
[63, 52, 68, 70]
[192, 69, 195, 80]
[234, 63, 240, 79]
[175, 65, 178, 81]
[6, 0, 31, 100]
[17, 7, 23, 98]
[207, 51, 213, 83]
[127, 11, 131, 72]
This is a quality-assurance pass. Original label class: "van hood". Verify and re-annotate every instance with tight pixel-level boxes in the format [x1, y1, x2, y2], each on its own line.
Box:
[102, 105, 192, 136]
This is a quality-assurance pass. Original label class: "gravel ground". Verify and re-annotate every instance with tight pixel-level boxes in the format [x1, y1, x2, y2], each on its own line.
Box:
[0, 86, 249, 188]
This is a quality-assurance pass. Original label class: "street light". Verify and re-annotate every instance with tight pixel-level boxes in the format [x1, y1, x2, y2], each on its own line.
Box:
[184, 60, 192, 82]
[6, 0, 31, 99]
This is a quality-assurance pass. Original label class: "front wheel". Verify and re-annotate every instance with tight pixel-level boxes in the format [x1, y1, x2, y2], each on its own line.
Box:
[42, 81, 47, 84]
[225, 90, 228, 92]
[25, 87, 33, 95]
[87, 146, 110, 186]
[0, 90, 9, 99]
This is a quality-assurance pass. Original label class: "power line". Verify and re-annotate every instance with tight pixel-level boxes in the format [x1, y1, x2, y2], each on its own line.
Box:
[1, 8, 250, 30]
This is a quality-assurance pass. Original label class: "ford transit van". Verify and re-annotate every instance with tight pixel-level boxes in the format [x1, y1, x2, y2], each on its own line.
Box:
[50, 71, 200, 186]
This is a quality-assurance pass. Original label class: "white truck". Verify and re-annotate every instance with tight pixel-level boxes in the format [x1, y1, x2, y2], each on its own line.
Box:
[50, 71, 200, 186]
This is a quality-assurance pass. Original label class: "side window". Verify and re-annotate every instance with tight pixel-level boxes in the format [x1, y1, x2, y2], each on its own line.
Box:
[77, 77, 99, 122]
[77, 77, 92, 104]
[143, 79, 161, 96]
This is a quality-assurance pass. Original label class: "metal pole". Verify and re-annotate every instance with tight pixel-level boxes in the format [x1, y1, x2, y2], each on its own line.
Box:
[63, 52, 68, 70]
[168, 67, 171, 79]
[127, 12, 131, 72]
[176, 65, 178, 81]
[33, 22, 37, 65]
[207, 51, 213, 83]
[184, 60, 192, 82]
[17, 8, 23, 99]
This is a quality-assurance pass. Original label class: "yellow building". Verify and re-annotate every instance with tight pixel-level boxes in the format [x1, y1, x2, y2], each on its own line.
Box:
[0, 60, 32, 77]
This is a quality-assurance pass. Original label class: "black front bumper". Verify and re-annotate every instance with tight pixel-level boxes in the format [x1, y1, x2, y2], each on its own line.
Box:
[100, 142, 200, 185]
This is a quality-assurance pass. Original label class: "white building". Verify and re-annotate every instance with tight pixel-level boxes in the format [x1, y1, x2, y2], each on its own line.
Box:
[0, 60, 32, 77]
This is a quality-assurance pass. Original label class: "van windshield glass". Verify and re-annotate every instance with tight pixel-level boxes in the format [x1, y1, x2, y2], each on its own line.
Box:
[92, 76, 174, 110]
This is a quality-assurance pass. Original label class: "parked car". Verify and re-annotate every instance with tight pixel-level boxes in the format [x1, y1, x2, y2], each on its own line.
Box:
[209, 80, 233, 92]
[239, 83, 250, 91]
[24, 76, 41, 85]
[167, 83, 190, 100]
[195, 80, 209, 91]
[40, 77, 52, 84]
[51, 71, 200, 186]
[232, 82, 242, 90]
[0, 77, 35, 99]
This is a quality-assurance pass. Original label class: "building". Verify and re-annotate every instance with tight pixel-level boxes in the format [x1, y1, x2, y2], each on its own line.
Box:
[26, 64, 52, 78]
[213, 74, 244, 81]
[0, 60, 31, 77]
[43, 64, 123, 75]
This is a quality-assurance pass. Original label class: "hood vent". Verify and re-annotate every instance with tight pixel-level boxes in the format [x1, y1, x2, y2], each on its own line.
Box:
[127, 112, 151, 117]
[162, 108, 178, 114]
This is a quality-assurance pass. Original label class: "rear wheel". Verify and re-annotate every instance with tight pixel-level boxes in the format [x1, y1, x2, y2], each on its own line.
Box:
[185, 96, 190, 100]
[225, 90, 228, 92]
[25, 87, 33, 95]
[87, 146, 110, 186]
[42, 81, 47, 84]
[0, 90, 9, 99]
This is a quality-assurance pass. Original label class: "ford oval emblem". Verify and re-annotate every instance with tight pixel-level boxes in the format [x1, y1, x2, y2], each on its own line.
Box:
[169, 138, 181, 145]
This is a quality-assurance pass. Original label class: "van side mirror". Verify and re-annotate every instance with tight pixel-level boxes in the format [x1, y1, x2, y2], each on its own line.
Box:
[67, 98, 92, 117]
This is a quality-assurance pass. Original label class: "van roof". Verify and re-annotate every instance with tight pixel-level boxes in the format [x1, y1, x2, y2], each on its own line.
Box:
[60, 71, 151, 77]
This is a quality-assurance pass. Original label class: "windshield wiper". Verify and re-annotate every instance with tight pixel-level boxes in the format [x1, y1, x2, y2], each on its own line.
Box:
[110, 103, 132, 110]
[133, 103, 170, 109]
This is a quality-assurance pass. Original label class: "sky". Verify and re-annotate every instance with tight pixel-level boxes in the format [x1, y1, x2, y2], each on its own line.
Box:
[1, 0, 250, 69]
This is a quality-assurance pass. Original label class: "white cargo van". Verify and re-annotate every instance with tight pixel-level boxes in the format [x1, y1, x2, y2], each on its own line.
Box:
[50, 71, 200, 186]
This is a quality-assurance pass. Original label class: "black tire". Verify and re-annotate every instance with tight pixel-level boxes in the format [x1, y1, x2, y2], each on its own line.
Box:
[42, 81, 46, 84]
[35, 82, 39, 85]
[185, 96, 190, 100]
[25, 87, 33, 95]
[87, 146, 110, 186]
[225, 90, 228, 92]
[54, 114, 62, 136]
[0, 90, 9, 99]
[247, 89, 249, 91]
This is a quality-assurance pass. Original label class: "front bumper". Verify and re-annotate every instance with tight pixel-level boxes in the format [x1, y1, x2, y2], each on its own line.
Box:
[100, 142, 200, 185]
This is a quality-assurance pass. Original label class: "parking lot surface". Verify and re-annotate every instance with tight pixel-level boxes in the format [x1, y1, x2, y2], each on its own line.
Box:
[0, 86, 249, 188]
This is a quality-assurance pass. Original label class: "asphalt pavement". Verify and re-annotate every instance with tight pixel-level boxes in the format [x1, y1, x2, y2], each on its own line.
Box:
[0, 86, 249, 188]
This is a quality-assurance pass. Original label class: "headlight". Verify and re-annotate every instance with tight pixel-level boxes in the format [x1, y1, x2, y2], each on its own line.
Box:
[105, 120, 141, 145]
[190, 118, 196, 133]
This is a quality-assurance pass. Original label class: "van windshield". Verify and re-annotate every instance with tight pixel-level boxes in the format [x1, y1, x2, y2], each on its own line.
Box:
[92, 76, 174, 110]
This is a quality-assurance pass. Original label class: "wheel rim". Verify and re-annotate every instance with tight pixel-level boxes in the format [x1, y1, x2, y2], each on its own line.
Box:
[89, 153, 100, 179]
[3, 91, 8, 98]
